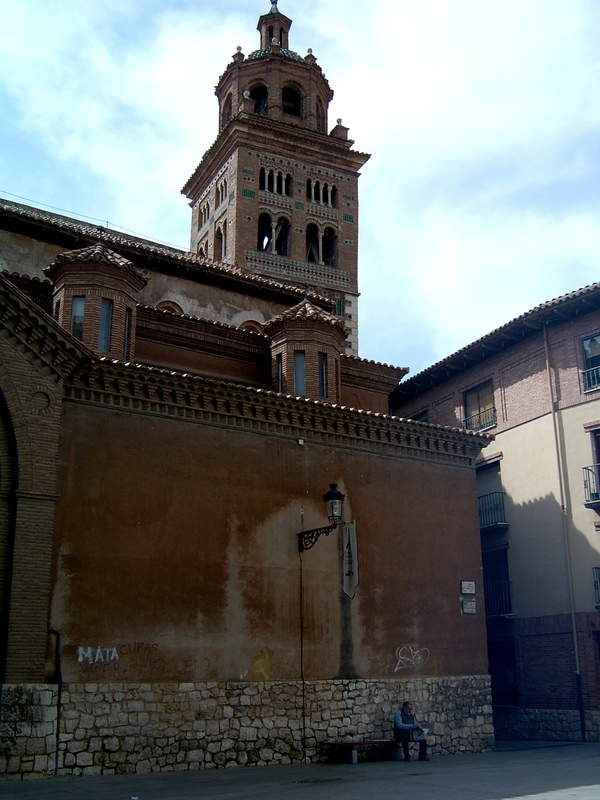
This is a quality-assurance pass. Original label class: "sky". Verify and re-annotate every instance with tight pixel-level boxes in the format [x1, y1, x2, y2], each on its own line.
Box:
[1, 0, 600, 375]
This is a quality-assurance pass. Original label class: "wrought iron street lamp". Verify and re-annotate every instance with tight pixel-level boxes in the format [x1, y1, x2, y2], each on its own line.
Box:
[297, 484, 345, 552]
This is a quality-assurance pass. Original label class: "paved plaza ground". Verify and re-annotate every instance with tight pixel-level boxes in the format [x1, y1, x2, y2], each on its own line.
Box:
[0, 741, 599, 800]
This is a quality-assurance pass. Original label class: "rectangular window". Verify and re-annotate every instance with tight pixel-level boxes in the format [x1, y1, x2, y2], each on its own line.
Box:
[334, 298, 345, 316]
[464, 380, 496, 431]
[98, 298, 113, 352]
[318, 353, 327, 398]
[54, 299, 61, 322]
[71, 296, 85, 341]
[582, 335, 600, 391]
[124, 307, 133, 361]
[276, 354, 283, 393]
[294, 351, 306, 396]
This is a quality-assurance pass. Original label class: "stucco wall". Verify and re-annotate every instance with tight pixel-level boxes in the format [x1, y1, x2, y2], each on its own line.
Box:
[50, 398, 488, 685]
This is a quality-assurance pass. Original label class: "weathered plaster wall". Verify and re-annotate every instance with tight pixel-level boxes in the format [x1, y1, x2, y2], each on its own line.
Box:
[50, 399, 488, 685]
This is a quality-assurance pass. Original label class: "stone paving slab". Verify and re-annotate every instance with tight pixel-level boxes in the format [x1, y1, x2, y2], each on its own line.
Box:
[0, 742, 599, 800]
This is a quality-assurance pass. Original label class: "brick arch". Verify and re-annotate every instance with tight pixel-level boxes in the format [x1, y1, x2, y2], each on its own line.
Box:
[0, 388, 17, 678]
[0, 348, 64, 681]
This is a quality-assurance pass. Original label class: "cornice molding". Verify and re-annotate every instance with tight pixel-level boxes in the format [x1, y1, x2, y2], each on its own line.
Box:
[65, 360, 491, 468]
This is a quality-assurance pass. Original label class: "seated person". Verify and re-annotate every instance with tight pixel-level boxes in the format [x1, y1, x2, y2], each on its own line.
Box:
[393, 700, 429, 761]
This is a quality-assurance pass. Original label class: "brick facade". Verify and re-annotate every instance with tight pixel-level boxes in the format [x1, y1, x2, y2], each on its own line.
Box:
[391, 287, 600, 741]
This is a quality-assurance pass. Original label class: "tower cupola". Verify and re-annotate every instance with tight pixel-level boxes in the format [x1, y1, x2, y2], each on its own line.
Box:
[257, 1, 292, 50]
[214, 1, 333, 134]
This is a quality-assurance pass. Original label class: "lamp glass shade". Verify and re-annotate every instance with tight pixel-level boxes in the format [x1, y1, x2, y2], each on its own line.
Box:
[323, 483, 345, 525]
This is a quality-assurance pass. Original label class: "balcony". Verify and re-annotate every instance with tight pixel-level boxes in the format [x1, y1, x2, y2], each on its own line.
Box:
[582, 366, 600, 393]
[484, 580, 513, 617]
[582, 464, 600, 508]
[594, 566, 600, 610]
[463, 406, 497, 432]
[478, 492, 509, 530]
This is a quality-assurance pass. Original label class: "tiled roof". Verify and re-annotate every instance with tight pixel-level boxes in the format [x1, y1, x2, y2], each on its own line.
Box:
[263, 299, 347, 334]
[52, 243, 133, 268]
[247, 47, 304, 62]
[394, 280, 600, 398]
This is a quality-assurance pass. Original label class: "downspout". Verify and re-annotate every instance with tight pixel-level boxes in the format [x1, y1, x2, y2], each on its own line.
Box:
[543, 323, 586, 741]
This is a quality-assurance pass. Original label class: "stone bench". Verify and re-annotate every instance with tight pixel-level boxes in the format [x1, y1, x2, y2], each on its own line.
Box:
[322, 738, 401, 764]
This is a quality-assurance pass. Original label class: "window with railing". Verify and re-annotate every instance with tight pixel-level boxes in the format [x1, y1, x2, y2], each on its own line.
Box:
[582, 335, 600, 392]
[582, 464, 600, 504]
[478, 492, 508, 528]
[463, 380, 496, 431]
[482, 548, 513, 617]
[593, 567, 600, 608]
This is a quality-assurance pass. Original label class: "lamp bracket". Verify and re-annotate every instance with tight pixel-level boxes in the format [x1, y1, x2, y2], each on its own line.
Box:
[297, 524, 337, 552]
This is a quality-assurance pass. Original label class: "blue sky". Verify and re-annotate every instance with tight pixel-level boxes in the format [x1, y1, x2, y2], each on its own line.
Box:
[1, 0, 600, 375]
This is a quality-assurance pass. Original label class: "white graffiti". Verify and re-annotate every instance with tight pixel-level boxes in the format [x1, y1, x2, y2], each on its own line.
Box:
[394, 645, 430, 672]
[78, 645, 119, 665]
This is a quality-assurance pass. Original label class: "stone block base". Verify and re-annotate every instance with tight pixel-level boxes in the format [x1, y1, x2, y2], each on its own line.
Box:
[1, 676, 493, 779]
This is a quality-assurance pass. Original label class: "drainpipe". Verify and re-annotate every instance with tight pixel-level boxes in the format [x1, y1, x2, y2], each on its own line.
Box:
[543, 323, 586, 741]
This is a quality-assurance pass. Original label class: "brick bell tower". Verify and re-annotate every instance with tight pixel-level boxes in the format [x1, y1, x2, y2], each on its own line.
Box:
[182, 1, 370, 355]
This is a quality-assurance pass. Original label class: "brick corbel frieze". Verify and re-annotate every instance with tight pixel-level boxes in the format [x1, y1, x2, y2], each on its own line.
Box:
[65, 360, 491, 467]
[0, 273, 89, 380]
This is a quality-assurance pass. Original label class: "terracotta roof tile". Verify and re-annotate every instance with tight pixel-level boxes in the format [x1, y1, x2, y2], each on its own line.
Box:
[263, 299, 347, 335]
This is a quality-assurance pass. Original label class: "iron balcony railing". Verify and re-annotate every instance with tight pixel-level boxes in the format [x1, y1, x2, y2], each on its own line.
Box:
[582, 464, 600, 505]
[478, 492, 508, 529]
[593, 567, 600, 609]
[484, 580, 513, 617]
[463, 406, 497, 432]
[582, 366, 600, 392]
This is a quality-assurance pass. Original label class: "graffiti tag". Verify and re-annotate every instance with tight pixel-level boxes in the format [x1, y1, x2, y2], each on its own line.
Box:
[394, 645, 430, 672]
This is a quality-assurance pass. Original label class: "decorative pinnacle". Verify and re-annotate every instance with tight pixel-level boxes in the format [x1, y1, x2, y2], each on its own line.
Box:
[270, 0, 279, 11]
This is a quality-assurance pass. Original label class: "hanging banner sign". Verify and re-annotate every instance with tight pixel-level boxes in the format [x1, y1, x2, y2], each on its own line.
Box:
[343, 520, 359, 599]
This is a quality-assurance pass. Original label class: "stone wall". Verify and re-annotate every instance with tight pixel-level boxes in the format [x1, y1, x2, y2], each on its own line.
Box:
[493, 706, 600, 742]
[0, 685, 59, 779]
[1, 676, 493, 780]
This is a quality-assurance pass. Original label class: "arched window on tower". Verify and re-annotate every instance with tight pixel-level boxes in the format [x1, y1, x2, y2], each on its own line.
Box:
[314, 181, 321, 203]
[259, 168, 266, 190]
[214, 226, 224, 260]
[276, 172, 283, 195]
[267, 170, 274, 193]
[306, 224, 319, 263]
[331, 186, 338, 208]
[220, 93, 232, 131]
[323, 227, 337, 267]
[282, 87, 302, 118]
[323, 184, 329, 205]
[316, 98, 326, 133]
[306, 179, 313, 202]
[257, 213, 273, 252]
[285, 174, 292, 197]
[250, 85, 268, 115]
[275, 217, 290, 257]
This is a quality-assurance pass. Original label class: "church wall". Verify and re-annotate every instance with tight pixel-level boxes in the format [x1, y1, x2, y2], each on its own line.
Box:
[49, 399, 488, 686]
[0, 229, 62, 280]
